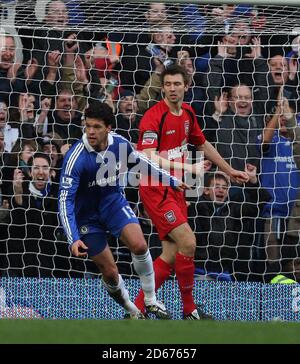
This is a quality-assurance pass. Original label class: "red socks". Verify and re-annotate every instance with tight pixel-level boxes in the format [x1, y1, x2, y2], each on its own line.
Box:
[175, 252, 196, 315]
[134, 253, 196, 316]
[135, 256, 173, 313]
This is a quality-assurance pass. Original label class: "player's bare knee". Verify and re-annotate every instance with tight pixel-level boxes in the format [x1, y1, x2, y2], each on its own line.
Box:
[180, 239, 196, 257]
[130, 240, 148, 255]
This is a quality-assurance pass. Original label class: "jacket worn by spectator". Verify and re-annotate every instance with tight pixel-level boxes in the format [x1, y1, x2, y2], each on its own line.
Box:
[189, 182, 270, 279]
[6, 181, 68, 277]
[48, 111, 83, 145]
[213, 110, 264, 172]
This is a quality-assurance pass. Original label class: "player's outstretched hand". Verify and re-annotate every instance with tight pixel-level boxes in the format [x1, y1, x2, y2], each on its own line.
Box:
[71, 240, 88, 257]
[229, 169, 249, 184]
[175, 181, 191, 192]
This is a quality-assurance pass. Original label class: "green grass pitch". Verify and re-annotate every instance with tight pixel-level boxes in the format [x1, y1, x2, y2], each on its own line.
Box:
[0, 320, 300, 344]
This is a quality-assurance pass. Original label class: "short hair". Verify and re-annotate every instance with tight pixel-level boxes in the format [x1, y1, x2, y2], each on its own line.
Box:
[84, 101, 114, 127]
[56, 87, 73, 98]
[204, 172, 229, 188]
[160, 64, 189, 86]
[28, 152, 51, 168]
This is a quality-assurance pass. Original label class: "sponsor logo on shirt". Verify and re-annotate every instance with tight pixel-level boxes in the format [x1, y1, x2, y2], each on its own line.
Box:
[166, 129, 175, 135]
[142, 131, 158, 145]
[167, 144, 188, 160]
[164, 210, 176, 223]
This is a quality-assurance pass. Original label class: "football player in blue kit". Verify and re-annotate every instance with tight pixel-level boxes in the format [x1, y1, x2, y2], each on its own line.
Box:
[58, 101, 188, 319]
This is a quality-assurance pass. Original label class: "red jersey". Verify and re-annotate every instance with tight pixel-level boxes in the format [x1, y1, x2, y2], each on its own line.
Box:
[137, 100, 206, 240]
[137, 99, 206, 159]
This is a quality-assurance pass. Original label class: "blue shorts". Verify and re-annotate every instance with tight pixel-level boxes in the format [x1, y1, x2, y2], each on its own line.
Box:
[79, 193, 139, 257]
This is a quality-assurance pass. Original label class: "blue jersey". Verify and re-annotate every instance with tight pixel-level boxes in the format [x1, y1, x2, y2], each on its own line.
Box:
[258, 131, 300, 217]
[58, 132, 179, 244]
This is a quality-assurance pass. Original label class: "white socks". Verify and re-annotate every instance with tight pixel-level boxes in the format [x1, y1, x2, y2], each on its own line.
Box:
[102, 274, 139, 314]
[131, 250, 156, 306]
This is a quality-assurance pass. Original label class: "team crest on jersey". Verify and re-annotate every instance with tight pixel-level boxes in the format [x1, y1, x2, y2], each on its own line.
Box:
[142, 131, 158, 145]
[184, 120, 190, 136]
[61, 176, 73, 189]
[80, 226, 89, 234]
[164, 210, 176, 223]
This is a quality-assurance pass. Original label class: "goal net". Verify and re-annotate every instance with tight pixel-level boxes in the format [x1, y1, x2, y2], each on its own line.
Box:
[0, 0, 300, 284]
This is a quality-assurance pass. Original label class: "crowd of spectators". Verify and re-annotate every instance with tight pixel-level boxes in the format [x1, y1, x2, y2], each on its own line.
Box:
[0, 0, 300, 282]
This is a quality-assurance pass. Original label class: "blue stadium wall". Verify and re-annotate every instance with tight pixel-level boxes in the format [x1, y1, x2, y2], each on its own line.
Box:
[0, 278, 299, 321]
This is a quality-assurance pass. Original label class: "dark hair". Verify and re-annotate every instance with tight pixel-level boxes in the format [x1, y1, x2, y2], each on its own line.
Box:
[204, 173, 229, 188]
[160, 64, 189, 86]
[84, 101, 114, 127]
[9, 139, 39, 167]
[28, 152, 51, 168]
[56, 87, 73, 98]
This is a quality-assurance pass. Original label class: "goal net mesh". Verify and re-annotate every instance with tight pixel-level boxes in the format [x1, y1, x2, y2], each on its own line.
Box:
[0, 0, 300, 284]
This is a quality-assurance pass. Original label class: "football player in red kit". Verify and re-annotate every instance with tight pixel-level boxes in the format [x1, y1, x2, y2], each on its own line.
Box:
[135, 65, 249, 319]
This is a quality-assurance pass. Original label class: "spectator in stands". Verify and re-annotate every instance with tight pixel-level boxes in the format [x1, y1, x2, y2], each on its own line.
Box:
[137, 52, 205, 118]
[1, 138, 38, 199]
[253, 48, 298, 117]
[39, 48, 100, 115]
[9, 139, 37, 179]
[6, 152, 69, 277]
[9, 93, 51, 140]
[263, 102, 300, 279]
[62, 46, 108, 111]
[0, 33, 38, 99]
[21, 0, 93, 93]
[0, 129, 9, 272]
[27, 0, 70, 66]
[189, 164, 270, 280]
[108, 2, 169, 45]
[0, 129, 4, 162]
[44, 0, 69, 29]
[204, 28, 257, 117]
[47, 88, 83, 144]
[145, 2, 168, 25]
[258, 97, 300, 275]
[0, 99, 19, 153]
[114, 89, 140, 145]
[208, 84, 263, 172]
[38, 132, 64, 195]
[0, 129, 9, 227]
[113, 90, 141, 209]
[119, 21, 177, 93]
